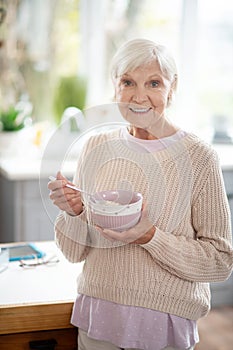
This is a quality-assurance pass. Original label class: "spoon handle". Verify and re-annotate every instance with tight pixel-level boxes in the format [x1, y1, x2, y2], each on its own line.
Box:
[49, 176, 87, 194]
[65, 183, 86, 193]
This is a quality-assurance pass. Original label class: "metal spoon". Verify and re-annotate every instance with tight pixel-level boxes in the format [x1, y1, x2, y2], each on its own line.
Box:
[49, 176, 91, 195]
[48, 176, 103, 203]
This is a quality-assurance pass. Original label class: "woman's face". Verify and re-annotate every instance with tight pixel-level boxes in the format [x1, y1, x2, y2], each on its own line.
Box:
[115, 60, 173, 134]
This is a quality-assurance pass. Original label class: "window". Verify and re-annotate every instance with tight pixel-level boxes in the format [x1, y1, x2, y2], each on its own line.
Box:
[81, 0, 233, 141]
[1, 0, 232, 141]
[196, 0, 233, 141]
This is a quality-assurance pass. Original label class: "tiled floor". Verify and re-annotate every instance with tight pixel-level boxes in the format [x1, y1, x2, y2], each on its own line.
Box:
[195, 306, 233, 350]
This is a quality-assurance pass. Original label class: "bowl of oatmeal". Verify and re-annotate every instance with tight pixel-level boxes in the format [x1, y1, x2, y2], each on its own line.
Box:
[88, 189, 143, 231]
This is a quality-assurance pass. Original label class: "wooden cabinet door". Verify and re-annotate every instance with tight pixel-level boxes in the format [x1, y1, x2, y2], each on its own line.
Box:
[0, 328, 78, 350]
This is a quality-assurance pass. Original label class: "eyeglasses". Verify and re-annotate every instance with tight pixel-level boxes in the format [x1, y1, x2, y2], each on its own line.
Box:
[19, 255, 59, 268]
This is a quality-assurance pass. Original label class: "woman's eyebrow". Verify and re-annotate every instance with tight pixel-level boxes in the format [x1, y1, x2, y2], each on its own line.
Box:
[119, 73, 165, 81]
[147, 74, 163, 79]
[120, 74, 132, 78]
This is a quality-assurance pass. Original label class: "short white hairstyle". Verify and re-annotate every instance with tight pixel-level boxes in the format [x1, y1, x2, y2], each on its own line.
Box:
[111, 38, 178, 95]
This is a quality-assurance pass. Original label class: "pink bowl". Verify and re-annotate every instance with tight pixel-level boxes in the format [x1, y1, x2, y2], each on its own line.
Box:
[88, 190, 143, 231]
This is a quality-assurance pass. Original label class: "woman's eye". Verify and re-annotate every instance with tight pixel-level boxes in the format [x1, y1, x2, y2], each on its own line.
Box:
[150, 80, 159, 88]
[122, 79, 133, 87]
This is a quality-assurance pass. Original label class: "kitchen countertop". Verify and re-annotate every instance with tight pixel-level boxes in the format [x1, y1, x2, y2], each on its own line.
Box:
[0, 143, 233, 181]
[212, 144, 233, 170]
[0, 158, 77, 181]
[0, 241, 83, 306]
[0, 241, 83, 335]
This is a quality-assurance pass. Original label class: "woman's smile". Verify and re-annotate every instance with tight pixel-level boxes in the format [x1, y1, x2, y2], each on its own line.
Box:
[129, 105, 152, 114]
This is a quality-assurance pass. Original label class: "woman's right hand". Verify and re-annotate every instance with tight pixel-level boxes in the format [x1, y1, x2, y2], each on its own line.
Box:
[48, 171, 83, 216]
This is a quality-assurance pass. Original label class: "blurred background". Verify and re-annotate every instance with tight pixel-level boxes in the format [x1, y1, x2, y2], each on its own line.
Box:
[0, 0, 233, 247]
[0, 3, 233, 347]
[0, 0, 233, 326]
[0, 0, 232, 143]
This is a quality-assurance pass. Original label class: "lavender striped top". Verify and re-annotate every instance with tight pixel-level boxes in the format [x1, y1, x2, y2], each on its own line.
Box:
[71, 129, 199, 349]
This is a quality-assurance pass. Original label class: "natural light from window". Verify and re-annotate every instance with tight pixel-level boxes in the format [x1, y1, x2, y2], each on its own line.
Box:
[80, 0, 232, 142]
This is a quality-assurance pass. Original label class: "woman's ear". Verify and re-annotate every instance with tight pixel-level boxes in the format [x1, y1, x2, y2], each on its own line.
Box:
[167, 74, 177, 107]
[167, 90, 173, 107]
[171, 74, 178, 91]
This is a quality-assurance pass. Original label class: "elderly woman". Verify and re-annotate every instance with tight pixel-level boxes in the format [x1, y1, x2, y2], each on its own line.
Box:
[48, 39, 233, 350]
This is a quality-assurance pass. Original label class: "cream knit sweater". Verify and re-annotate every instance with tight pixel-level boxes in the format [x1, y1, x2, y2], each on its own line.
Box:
[55, 129, 233, 321]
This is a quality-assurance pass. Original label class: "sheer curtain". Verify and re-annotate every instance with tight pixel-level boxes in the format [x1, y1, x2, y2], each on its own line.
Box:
[79, 0, 233, 141]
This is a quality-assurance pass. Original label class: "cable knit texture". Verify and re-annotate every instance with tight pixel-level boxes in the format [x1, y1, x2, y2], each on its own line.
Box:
[55, 129, 233, 321]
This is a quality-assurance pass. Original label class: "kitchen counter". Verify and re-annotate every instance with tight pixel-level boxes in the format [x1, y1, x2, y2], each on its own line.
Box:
[0, 241, 82, 306]
[0, 158, 76, 181]
[0, 241, 83, 349]
[212, 144, 233, 170]
[0, 143, 233, 181]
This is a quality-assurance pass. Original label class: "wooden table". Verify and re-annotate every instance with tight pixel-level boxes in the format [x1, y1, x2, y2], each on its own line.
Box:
[0, 241, 83, 350]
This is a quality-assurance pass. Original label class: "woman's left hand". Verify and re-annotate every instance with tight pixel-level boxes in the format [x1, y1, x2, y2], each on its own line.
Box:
[96, 205, 156, 244]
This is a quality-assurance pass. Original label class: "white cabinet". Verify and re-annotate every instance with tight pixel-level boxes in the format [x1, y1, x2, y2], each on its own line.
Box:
[0, 176, 59, 242]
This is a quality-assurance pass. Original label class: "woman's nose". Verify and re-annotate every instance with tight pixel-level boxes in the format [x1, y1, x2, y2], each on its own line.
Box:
[132, 87, 149, 103]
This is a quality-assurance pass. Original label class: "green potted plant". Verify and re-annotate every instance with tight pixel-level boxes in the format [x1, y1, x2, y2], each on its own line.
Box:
[0, 106, 29, 131]
[0, 101, 32, 157]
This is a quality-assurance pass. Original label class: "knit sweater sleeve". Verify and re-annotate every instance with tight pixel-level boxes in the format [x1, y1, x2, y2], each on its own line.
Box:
[54, 135, 96, 263]
[142, 151, 233, 283]
[54, 210, 91, 263]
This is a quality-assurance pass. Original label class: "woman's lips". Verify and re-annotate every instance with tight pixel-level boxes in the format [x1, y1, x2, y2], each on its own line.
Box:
[129, 106, 152, 114]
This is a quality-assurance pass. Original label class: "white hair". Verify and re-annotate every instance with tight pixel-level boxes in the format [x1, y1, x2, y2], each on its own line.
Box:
[111, 38, 178, 96]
